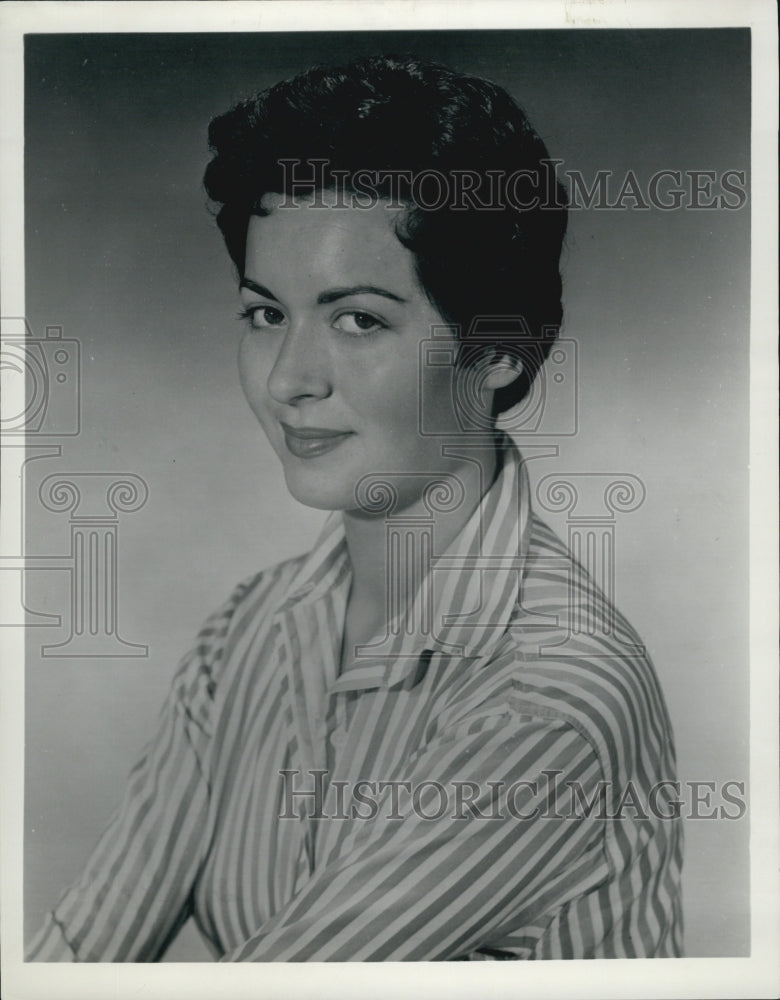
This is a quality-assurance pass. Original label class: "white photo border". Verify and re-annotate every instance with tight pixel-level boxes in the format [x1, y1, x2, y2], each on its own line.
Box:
[1, 2, 777, 998]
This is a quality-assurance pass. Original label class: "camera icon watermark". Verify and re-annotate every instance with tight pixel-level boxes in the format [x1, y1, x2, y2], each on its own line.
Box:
[0, 316, 80, 436]
[1, 317, 148, 655]
[418, 318, 577, 439]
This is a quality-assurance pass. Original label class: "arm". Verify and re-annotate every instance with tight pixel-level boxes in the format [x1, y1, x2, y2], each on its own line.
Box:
[26, 595, 236, 963]
[223, 712, 607, 961]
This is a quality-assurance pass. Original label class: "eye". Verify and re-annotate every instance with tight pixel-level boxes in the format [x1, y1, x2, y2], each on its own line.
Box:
[237, 305, 286, 330]
[332, 311, 386, 337]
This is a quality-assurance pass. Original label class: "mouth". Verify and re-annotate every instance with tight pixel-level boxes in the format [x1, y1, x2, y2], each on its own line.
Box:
[280, 421, 354, 459]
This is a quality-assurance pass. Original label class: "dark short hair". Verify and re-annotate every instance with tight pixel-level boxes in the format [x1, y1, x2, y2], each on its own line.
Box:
[204, 55, 568, 413]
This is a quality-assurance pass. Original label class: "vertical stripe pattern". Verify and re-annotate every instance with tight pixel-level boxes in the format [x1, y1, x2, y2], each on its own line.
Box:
[28, 435, 683, 961]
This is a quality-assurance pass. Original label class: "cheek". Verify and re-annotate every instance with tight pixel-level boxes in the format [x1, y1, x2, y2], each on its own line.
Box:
[237, 335, 278, 434]
[418, 358, 459, 430]
[360, 348, 457, 416]
[350, 341, 437, 414]
[352, 364, 420, 439]
[353, 357, 460, 467]
[238, 336, 269, 407]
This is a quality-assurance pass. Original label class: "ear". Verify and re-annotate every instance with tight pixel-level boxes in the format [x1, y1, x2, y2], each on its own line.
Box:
[481, 352, 523, 390]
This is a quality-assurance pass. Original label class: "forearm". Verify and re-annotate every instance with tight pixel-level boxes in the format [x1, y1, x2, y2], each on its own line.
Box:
[221, 717, 604, 961]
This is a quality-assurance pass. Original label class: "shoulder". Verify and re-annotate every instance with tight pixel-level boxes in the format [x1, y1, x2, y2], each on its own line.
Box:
[216, 553, 309, 643]
[167, 551, 308, 717]
[440, 510, 676, 790]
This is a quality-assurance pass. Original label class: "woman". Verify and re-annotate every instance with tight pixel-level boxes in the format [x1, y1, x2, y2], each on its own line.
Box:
[28, 55, 682, 961]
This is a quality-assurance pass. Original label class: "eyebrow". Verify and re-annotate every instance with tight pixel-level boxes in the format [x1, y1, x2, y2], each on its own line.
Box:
[317, 285, 407, 305]
[239, 278, 279, 301]
[239, 278, 407, 305]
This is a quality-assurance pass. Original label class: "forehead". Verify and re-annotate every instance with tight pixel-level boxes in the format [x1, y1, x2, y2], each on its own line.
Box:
[245, 192, 415, 287]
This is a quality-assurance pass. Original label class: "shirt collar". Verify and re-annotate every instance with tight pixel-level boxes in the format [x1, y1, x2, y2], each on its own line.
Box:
[279, 432, 532, 689]
[281, 510, 349, 609]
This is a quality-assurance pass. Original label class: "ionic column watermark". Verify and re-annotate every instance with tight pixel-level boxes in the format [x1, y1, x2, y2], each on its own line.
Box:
[351, 471, 466, 658]
[37, 473, 149, 657]
[536, 473, 646, 655]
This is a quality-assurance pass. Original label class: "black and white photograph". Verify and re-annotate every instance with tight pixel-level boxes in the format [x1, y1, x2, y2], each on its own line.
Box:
[1, 1, 777, 998]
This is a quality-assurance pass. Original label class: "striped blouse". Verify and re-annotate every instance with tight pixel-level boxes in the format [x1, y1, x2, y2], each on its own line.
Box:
[28, 437, 683, 961]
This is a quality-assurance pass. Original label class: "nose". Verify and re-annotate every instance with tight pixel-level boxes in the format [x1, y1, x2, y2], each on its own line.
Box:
[266, 321, 332, 405]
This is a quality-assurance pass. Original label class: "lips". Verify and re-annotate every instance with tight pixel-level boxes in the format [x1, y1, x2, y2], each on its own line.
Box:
[280, 421, 353, 459]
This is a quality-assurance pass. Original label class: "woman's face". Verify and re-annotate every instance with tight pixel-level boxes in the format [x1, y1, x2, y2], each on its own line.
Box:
[237, 193, 484, 513]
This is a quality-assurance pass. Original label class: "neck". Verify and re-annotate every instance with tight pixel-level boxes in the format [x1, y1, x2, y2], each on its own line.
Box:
[341, 441, 501, 622]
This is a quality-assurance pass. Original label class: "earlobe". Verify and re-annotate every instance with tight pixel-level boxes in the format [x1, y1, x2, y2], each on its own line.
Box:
[483, 355, 523, 390]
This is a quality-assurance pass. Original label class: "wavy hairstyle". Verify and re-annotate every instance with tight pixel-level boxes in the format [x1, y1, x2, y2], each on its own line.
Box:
[204, 55, 568, 413]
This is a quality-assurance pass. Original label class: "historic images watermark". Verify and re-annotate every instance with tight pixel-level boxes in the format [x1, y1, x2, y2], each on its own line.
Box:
[0, 316, 149, 655]
[278, 769, 748, 823]
[275, 159, 748, 212]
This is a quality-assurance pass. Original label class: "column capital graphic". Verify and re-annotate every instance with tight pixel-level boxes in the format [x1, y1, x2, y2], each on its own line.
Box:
[354, 471, 466, 520]
[38, 473, 148, 520]
[536, 473, 645, 521]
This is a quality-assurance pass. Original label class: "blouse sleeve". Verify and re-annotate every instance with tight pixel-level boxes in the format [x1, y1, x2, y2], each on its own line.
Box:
[25, 581, 248, 962]
[221, 711, 608, 961]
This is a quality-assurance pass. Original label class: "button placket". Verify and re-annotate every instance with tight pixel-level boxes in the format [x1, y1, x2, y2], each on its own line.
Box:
[329, 727, 348, 748]
[328, 692, 349, 746]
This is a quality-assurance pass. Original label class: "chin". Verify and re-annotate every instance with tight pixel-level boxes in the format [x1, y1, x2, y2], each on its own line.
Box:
[282, 466, 354, 512]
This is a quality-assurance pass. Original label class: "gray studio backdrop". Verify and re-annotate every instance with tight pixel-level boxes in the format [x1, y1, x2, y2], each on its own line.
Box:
[22, 30, 749, 958]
